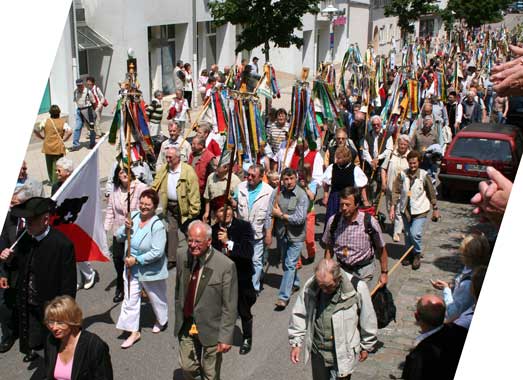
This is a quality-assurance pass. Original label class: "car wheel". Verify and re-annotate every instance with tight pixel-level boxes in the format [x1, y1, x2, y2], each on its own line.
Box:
[440, 182, 452, 200]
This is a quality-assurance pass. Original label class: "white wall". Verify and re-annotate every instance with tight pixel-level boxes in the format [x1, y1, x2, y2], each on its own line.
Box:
[50, 12, 75, 127]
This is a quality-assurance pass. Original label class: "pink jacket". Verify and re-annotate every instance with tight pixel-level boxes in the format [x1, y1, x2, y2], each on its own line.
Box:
[104, 180, 148, 236]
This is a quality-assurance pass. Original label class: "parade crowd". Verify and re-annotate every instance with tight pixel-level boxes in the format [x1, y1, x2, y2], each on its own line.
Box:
[1, 28, 523, 380]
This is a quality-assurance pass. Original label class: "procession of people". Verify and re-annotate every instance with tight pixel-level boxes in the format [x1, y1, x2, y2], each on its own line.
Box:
[1, 21, 522, 380]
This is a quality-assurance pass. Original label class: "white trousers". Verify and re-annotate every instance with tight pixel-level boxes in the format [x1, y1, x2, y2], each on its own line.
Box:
[76, 262, 95, 284]
[116, 270, 169, 332]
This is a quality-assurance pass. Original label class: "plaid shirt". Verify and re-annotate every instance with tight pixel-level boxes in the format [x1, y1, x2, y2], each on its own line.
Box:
[322, 211, 385, 266]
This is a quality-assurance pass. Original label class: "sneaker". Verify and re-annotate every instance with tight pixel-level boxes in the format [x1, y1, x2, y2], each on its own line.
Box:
[69, 146, 80, 152]
[412, 255, 421, 270]
[83, 270, 97, 290]
[393, 234, 400, 242]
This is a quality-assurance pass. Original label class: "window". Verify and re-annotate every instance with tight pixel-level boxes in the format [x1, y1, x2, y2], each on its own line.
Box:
[450, 138, 513, 162]
[205, 21, 217, 64]
[79, 49, 88, 75]
[419, 19, 435, 38]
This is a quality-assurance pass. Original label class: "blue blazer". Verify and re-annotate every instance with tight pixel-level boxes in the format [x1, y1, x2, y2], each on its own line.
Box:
[116, 211, 168, 281]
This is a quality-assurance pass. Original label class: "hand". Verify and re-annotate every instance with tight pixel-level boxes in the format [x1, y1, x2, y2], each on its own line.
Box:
[389, 206, 395, 222]
[471, 166, 512, 228]
[264, 233, 272, 247]
[0, 277, 8, 289]
[431, 279, 449, 290]
[0, 248, 13, 262]
[378, 272, 388, 287]
[371, 158, 379, 170]
[217, 227, 228, 245]
[322, 193, 329, 207]
[125, 256, 137, 268]
[381, 184, 387, 193]
[432, 209, 440, 221]
[359, 350, 369, 362]
[272, 205, 283, 218]
[290, 346, 301, 364]
[491, 45, 523, 97]
[202, 212, 209, 223]
[216, 343, 232, 353]
[124, 218, 133, 230]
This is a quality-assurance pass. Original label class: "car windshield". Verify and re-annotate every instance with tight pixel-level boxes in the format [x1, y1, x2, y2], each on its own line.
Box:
[449, 137, 512, 162]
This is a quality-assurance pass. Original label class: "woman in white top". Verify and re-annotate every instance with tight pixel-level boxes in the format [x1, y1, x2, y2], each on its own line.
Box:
[381, 134, 410, 241]
[183, 63, 193, 108]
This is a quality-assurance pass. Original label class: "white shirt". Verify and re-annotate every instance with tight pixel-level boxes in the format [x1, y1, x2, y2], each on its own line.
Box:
[167, 164, 182, 201]
[279, 144, 324, 188]
[322, 163, 368, 188]
[361, 131, 394, 165]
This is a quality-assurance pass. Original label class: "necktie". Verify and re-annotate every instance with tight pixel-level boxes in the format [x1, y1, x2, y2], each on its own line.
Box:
[183, 260, 201, 319]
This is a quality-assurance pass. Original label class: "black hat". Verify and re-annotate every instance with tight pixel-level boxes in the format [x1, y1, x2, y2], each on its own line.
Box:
[11, 197, 56, 218]
[76, 78, 84, 85]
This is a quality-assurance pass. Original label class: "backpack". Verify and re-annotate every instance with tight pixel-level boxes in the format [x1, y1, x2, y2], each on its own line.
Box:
[371, 285, 396, 329]
[329, 211, 379, 251]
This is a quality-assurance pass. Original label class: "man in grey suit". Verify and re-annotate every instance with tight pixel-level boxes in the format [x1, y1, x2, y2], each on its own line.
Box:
[175, 220, 238, 380]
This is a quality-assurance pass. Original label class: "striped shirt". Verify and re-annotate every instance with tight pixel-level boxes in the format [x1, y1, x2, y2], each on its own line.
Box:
[267, 122, 289, 155]
[322, 211, 385, 266]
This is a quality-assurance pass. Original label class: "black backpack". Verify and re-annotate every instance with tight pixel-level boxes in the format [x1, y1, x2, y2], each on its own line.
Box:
[371, 285, 396, 329]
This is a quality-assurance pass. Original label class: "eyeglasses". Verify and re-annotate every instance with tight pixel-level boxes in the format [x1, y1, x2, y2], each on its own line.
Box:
[188, 239, 206, 245]
[46, 320, 68, 328]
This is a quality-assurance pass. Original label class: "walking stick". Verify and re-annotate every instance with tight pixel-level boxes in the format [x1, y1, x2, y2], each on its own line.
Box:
[125, 107, 132, 299]
[371, 245, 414, 296]
[180, 97, 211, 146]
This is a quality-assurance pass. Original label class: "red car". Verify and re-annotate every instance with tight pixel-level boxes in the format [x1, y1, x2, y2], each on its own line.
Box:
[439, 123, 523, 197]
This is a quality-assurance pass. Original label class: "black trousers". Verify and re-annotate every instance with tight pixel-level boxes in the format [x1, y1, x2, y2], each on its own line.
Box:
[238, 284, 256, 339]
[112, 237, 125, 293]
[0, 286, 17, 340]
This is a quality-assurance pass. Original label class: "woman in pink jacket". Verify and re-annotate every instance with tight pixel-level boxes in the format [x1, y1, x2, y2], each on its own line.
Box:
[104, 165, 147, 302]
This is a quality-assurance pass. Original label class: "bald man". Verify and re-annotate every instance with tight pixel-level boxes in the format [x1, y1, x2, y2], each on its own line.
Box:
[402, 294, 466, 380]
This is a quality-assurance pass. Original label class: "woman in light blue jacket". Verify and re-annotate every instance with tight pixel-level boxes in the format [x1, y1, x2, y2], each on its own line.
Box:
[115, 189, 168, 349]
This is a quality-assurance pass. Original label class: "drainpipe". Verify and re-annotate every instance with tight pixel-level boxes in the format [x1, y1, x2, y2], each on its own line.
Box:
[192, 0, 198, 107]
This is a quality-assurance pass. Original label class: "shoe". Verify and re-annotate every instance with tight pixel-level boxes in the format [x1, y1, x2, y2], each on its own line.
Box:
[77, 283, 82, 290]
[167, 261, 176, 270]
[239, 338, 252, 355]
[69, 146, 80, 152]
[401, 255, 412, 266]
[393, 234, 400, 242]
[113, 289, 124, 303]
[274, 299, 288, 310]
[0, 337, 16, 353]
[121, 332, 141, 349]
[22, 350, 39, 362]
[412, 255, 421, 270]
[296, 257, 302, 269]
[83, 270, 97, 290]
[152, 322, 168, 334]
[292, 285, 300, 294]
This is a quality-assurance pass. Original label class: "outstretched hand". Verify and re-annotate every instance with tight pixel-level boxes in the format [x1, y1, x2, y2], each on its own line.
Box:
[490, 45, 523, 97]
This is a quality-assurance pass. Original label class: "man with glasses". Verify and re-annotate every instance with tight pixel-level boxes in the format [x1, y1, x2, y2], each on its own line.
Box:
[289, 258, 377, 380]
[323, 128, 359, 168]
[174, 220, 238, 380]
[0, 197, 76, 362]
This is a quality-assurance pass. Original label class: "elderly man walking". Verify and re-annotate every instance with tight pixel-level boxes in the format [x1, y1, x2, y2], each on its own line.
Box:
[289, 258, 377, 380]
[152, 146, 200, 268]
[175, 221, 238, 380]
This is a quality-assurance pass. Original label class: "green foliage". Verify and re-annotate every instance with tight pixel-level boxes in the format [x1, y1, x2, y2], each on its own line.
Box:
[442, 0, 512, 28]
[384, 0, 439, 35]
[209, 0, 320, 56]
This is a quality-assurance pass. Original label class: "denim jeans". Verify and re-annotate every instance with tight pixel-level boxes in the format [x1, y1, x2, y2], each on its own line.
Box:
[402, 215, 427, 255]
[252, 239, 265, 292]
[73, 108, 96, 148]
[277, 236, 303, 301]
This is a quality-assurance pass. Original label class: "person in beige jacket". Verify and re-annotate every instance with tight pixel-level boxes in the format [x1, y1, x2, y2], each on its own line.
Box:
[152, 147, 200, 267]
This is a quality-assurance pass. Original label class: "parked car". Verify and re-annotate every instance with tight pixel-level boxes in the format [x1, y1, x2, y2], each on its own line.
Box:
[439, 123, 523, 197]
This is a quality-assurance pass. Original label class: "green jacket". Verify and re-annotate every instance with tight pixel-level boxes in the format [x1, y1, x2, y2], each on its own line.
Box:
[152, 162, 201, 224]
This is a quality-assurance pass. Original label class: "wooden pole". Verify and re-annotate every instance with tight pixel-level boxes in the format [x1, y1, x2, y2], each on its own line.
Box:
[125, 108, 132, 299]
[180, 97, 211, 146]
[371, 245, 414, 296]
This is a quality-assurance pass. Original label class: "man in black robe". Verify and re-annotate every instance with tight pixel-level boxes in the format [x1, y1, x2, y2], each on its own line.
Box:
[0, 197, 76, 362]
[211, 196, 256, 355]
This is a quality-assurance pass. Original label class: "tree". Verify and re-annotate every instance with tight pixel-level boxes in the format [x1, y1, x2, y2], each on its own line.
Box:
[384, 0, 439, 37]
[208, 0, 320, 61]
[441, 0, 512, 28]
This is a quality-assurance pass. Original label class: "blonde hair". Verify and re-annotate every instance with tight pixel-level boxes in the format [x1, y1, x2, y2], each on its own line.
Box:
[335, 145, 352, 163]
[460, 234, 491, 268]
[44, 295, 83, 327]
